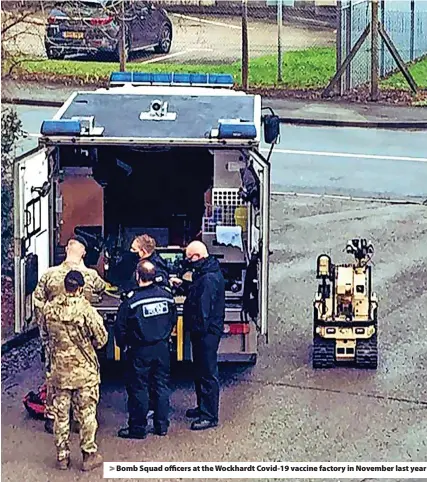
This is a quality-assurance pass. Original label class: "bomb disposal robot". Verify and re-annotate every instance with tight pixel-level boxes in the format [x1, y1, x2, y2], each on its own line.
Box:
[313, 238, 378, 369]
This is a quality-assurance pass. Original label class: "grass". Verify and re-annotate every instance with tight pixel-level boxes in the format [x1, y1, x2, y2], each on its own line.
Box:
[9, 47, 336, 89]
[381, 56, 427, 90]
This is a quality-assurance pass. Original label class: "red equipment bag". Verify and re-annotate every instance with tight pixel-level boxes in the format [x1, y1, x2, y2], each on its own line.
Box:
[23, 383, 47, 420]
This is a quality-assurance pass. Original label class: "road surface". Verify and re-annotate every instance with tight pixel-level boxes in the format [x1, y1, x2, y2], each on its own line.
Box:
[2, 105, 426, 481]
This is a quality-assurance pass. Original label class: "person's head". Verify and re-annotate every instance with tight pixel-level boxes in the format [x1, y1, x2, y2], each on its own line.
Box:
[185, 240, 209, 264]
[65, 236, 87, 263]
[64, 270, 85, 296]
[135, 260, 156, 287]
[131, 234, 156, 260]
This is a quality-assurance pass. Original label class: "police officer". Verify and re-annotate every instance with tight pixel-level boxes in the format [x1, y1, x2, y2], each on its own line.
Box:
[128, 234, 170, 288]
[34, 235, 106, 434]
[182, 240, 225, 431]
[42, 271, 108, 471]
[115, 260, 177, 439]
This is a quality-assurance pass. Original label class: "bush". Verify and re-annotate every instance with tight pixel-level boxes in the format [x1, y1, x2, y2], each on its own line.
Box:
[1, 107, 22, 276]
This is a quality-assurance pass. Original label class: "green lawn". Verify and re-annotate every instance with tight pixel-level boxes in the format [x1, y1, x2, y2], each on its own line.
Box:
[7, 48, 426, 92]
[11, 47, 336, 88]
[381, 56, 427, 89]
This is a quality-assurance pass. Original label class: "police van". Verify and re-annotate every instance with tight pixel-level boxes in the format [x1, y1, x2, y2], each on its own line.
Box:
[14, 72, 280, 365]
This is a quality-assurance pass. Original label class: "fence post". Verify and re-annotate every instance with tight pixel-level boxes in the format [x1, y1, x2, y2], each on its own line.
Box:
[336, 0, 342, 95]
[370, 0, 379, 101]
[410, 0, 415, 61]
[278, 0, 283, 83]
[345, 0, 352, 91]
[242, 0, 249, 90]
[380, 0, 385, 77]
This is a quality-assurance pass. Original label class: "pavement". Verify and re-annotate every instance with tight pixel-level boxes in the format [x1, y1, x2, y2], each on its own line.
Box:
[2, 79, 427, 128]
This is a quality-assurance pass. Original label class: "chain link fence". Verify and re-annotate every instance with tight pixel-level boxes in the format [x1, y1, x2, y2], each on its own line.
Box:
[338, 0, 427, 91]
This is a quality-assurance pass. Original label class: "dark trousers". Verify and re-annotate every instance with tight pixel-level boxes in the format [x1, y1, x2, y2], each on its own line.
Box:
[190, 332, 221, 423]
[126, 341, 170, 433]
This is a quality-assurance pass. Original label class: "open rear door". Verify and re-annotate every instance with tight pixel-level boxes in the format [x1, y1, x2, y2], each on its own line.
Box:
[241, 150, 271, 337]
[14, 148, 50, 334]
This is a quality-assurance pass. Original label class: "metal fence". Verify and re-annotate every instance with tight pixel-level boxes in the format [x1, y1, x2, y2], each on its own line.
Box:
[338, 0, 427, 91]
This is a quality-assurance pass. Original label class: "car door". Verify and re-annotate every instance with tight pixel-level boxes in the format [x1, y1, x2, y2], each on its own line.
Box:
[131, 1, 157, 48]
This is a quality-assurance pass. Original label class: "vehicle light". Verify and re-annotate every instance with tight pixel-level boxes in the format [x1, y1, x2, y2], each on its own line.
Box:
[355, 328, 365, 334]
[326, 327, 336, 334]
[90, 16, 113, 26]
[48, 16, 58, 24]
[224, 323, 250, 335]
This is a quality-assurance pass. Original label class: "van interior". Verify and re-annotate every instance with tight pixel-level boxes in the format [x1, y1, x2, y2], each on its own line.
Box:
[53, 145, 254, 295]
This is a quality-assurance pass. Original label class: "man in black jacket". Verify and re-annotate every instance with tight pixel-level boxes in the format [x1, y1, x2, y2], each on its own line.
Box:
[129, 234, 170, 288]
[115, 260, 177, 439]
[182, 240, 225, 431]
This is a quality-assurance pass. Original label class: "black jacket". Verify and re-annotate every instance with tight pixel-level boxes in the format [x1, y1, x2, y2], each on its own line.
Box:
[183, 256, 225, 336]
[123, 251, 170, 292]
[115, 284, 177, 348]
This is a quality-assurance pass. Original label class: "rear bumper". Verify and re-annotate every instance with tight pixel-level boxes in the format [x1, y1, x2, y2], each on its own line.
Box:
[45, 36, 117, 55]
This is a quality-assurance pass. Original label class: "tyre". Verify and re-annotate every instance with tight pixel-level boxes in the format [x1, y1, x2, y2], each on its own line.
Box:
[154, 24, 172, 54]
[312, 336, 335, 369]
[46, 47, 64, 60]
[355, 333, 378, 369]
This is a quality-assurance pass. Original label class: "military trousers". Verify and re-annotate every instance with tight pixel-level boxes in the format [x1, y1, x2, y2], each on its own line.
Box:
[126, 341, 170, 433]
[190, 332, 221, 423]
[52, 384, 100, 461]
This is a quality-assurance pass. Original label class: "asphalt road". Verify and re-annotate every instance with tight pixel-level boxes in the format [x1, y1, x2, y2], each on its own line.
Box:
[5, 13, 334, 64]
[2, 106, 427, 480]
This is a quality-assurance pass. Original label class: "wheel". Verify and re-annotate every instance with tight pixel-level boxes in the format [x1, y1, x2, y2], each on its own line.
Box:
[154, 24, 172, 54]
[312, 336, 335, 369]
[46, 47, 64, 60]
[355, 333, 378, 369]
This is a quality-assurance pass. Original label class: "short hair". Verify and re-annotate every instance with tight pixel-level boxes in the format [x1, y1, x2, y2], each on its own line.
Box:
[136, 260, 156, 283]
[133, 234, 156, 255]
[64, 270, 85, 293]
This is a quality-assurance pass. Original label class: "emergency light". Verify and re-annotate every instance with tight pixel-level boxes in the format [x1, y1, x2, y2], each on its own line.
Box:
[217, 120, 257, 140]
[109, 72, 234, 88]
[40, 118, 105, 137]
[40, 120, 82, 136]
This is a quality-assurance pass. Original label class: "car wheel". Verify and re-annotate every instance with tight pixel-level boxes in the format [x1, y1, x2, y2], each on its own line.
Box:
[154, 24, 172, 54]
[46, 47, 64, 60]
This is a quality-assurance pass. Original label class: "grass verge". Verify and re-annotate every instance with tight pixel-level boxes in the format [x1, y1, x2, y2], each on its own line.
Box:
[6, 47, 336, 89]
[380, 56, 427, 90]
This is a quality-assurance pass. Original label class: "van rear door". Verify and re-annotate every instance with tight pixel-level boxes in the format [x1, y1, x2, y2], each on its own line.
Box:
[14, 148, 50, 334]
[242, 150, 271, 337]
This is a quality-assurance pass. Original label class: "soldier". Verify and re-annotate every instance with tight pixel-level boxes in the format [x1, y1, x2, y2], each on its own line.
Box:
[34, 235, 106, 433]
[42, 270, 108, 471]
[115, 260, 177, 439]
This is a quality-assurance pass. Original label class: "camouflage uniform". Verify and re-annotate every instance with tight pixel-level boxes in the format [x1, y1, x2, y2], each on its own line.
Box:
[42, 293, 108, 462]
[34, 261, 106, 421]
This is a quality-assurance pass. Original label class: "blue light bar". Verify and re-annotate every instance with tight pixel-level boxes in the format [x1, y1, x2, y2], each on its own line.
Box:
[40, 120, 81, 136]
[218, 121, 257, 140]
[109, 71, 234, 88]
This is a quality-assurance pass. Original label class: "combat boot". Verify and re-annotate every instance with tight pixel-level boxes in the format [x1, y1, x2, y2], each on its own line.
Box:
[56, 457, 70, 470]
[82, 451, 103, 471]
